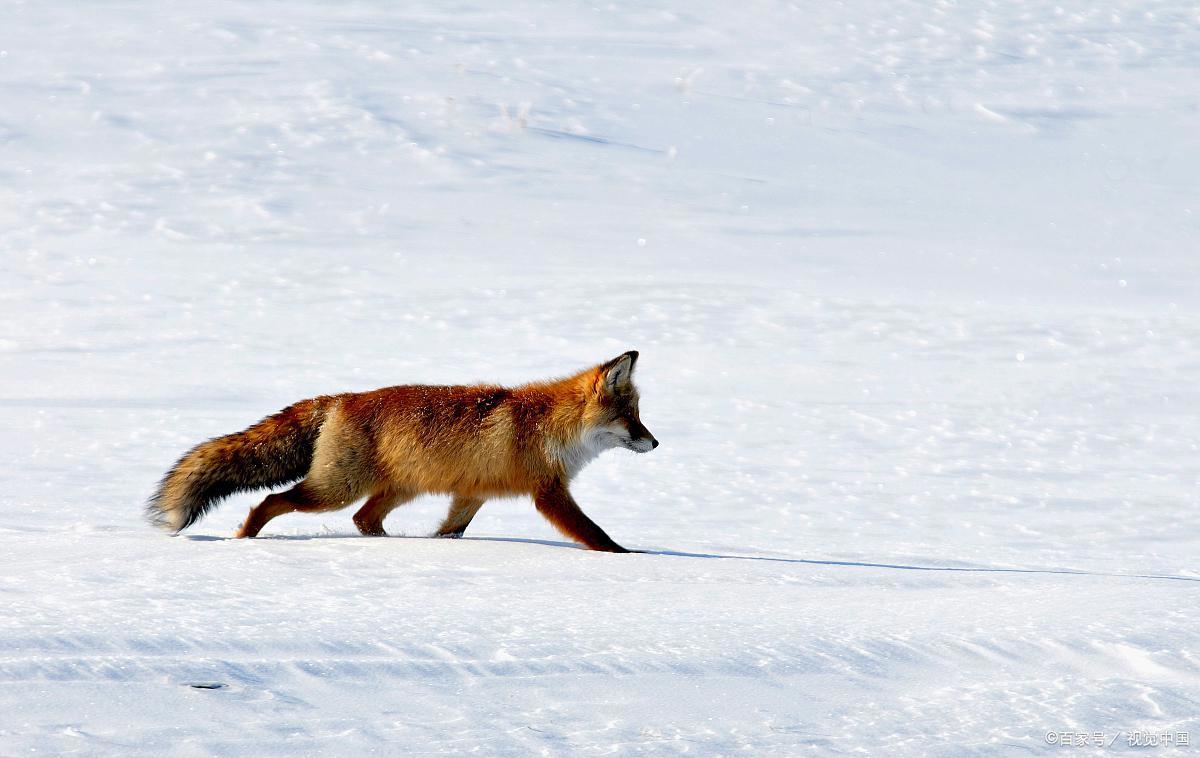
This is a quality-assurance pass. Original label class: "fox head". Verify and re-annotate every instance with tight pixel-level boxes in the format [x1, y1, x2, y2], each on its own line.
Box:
[583, 350, 658, 454]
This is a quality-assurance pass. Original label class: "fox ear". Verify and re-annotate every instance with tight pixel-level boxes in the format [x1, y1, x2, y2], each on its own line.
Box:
[601, 350, 638, 391]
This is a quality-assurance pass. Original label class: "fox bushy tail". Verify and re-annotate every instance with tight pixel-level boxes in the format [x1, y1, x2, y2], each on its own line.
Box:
[147, 397, 332, 532]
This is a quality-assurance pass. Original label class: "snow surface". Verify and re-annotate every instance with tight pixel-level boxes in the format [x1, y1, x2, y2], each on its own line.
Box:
[2, 0, 1199, 754]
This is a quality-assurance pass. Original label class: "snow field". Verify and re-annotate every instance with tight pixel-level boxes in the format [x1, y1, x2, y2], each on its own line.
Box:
[2, 0, 1199, 754]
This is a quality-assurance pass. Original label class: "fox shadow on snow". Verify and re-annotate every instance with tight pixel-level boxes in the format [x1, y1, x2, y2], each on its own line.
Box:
[183, 533, 1197, 584]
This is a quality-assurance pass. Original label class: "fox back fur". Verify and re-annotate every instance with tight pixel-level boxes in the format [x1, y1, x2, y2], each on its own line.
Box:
[147, 351, 657, 552]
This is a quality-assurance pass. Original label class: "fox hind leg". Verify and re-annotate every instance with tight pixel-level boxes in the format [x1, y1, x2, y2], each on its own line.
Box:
[235, 473, 369, 539]
[235, 409, 379, 538]
[435, 495, 486, 538]
[235, 482, 330, 538]
[353, 489, 416, 536]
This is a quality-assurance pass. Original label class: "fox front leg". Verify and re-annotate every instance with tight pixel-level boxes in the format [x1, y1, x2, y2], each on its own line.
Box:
[533, 481, 628, 553]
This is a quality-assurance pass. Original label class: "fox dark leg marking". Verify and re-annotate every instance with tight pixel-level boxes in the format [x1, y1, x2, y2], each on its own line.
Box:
[353, 489, 415, 536]
[435, 495, 485, 538]
[533, 481, 627, 553]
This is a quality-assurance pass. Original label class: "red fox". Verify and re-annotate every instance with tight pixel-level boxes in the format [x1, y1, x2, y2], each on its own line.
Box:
[147, 351, 657, 552]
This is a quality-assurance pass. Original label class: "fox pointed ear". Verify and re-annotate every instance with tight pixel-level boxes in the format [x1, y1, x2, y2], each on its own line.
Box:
[601, 350, 638, 391]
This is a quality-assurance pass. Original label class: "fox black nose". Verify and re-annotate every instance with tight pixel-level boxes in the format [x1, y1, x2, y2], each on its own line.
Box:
[651, 439, 659, 449]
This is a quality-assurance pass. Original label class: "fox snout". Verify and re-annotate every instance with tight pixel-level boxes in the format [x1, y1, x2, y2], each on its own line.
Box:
[628, 436, 658, 453]
[627, 420, 659, 453]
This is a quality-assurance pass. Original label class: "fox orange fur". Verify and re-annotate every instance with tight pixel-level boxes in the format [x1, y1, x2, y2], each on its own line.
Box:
[147, 351, 657, 552]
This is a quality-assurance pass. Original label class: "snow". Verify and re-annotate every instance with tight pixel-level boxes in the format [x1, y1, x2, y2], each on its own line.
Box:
[2, 0, 1199, 754]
